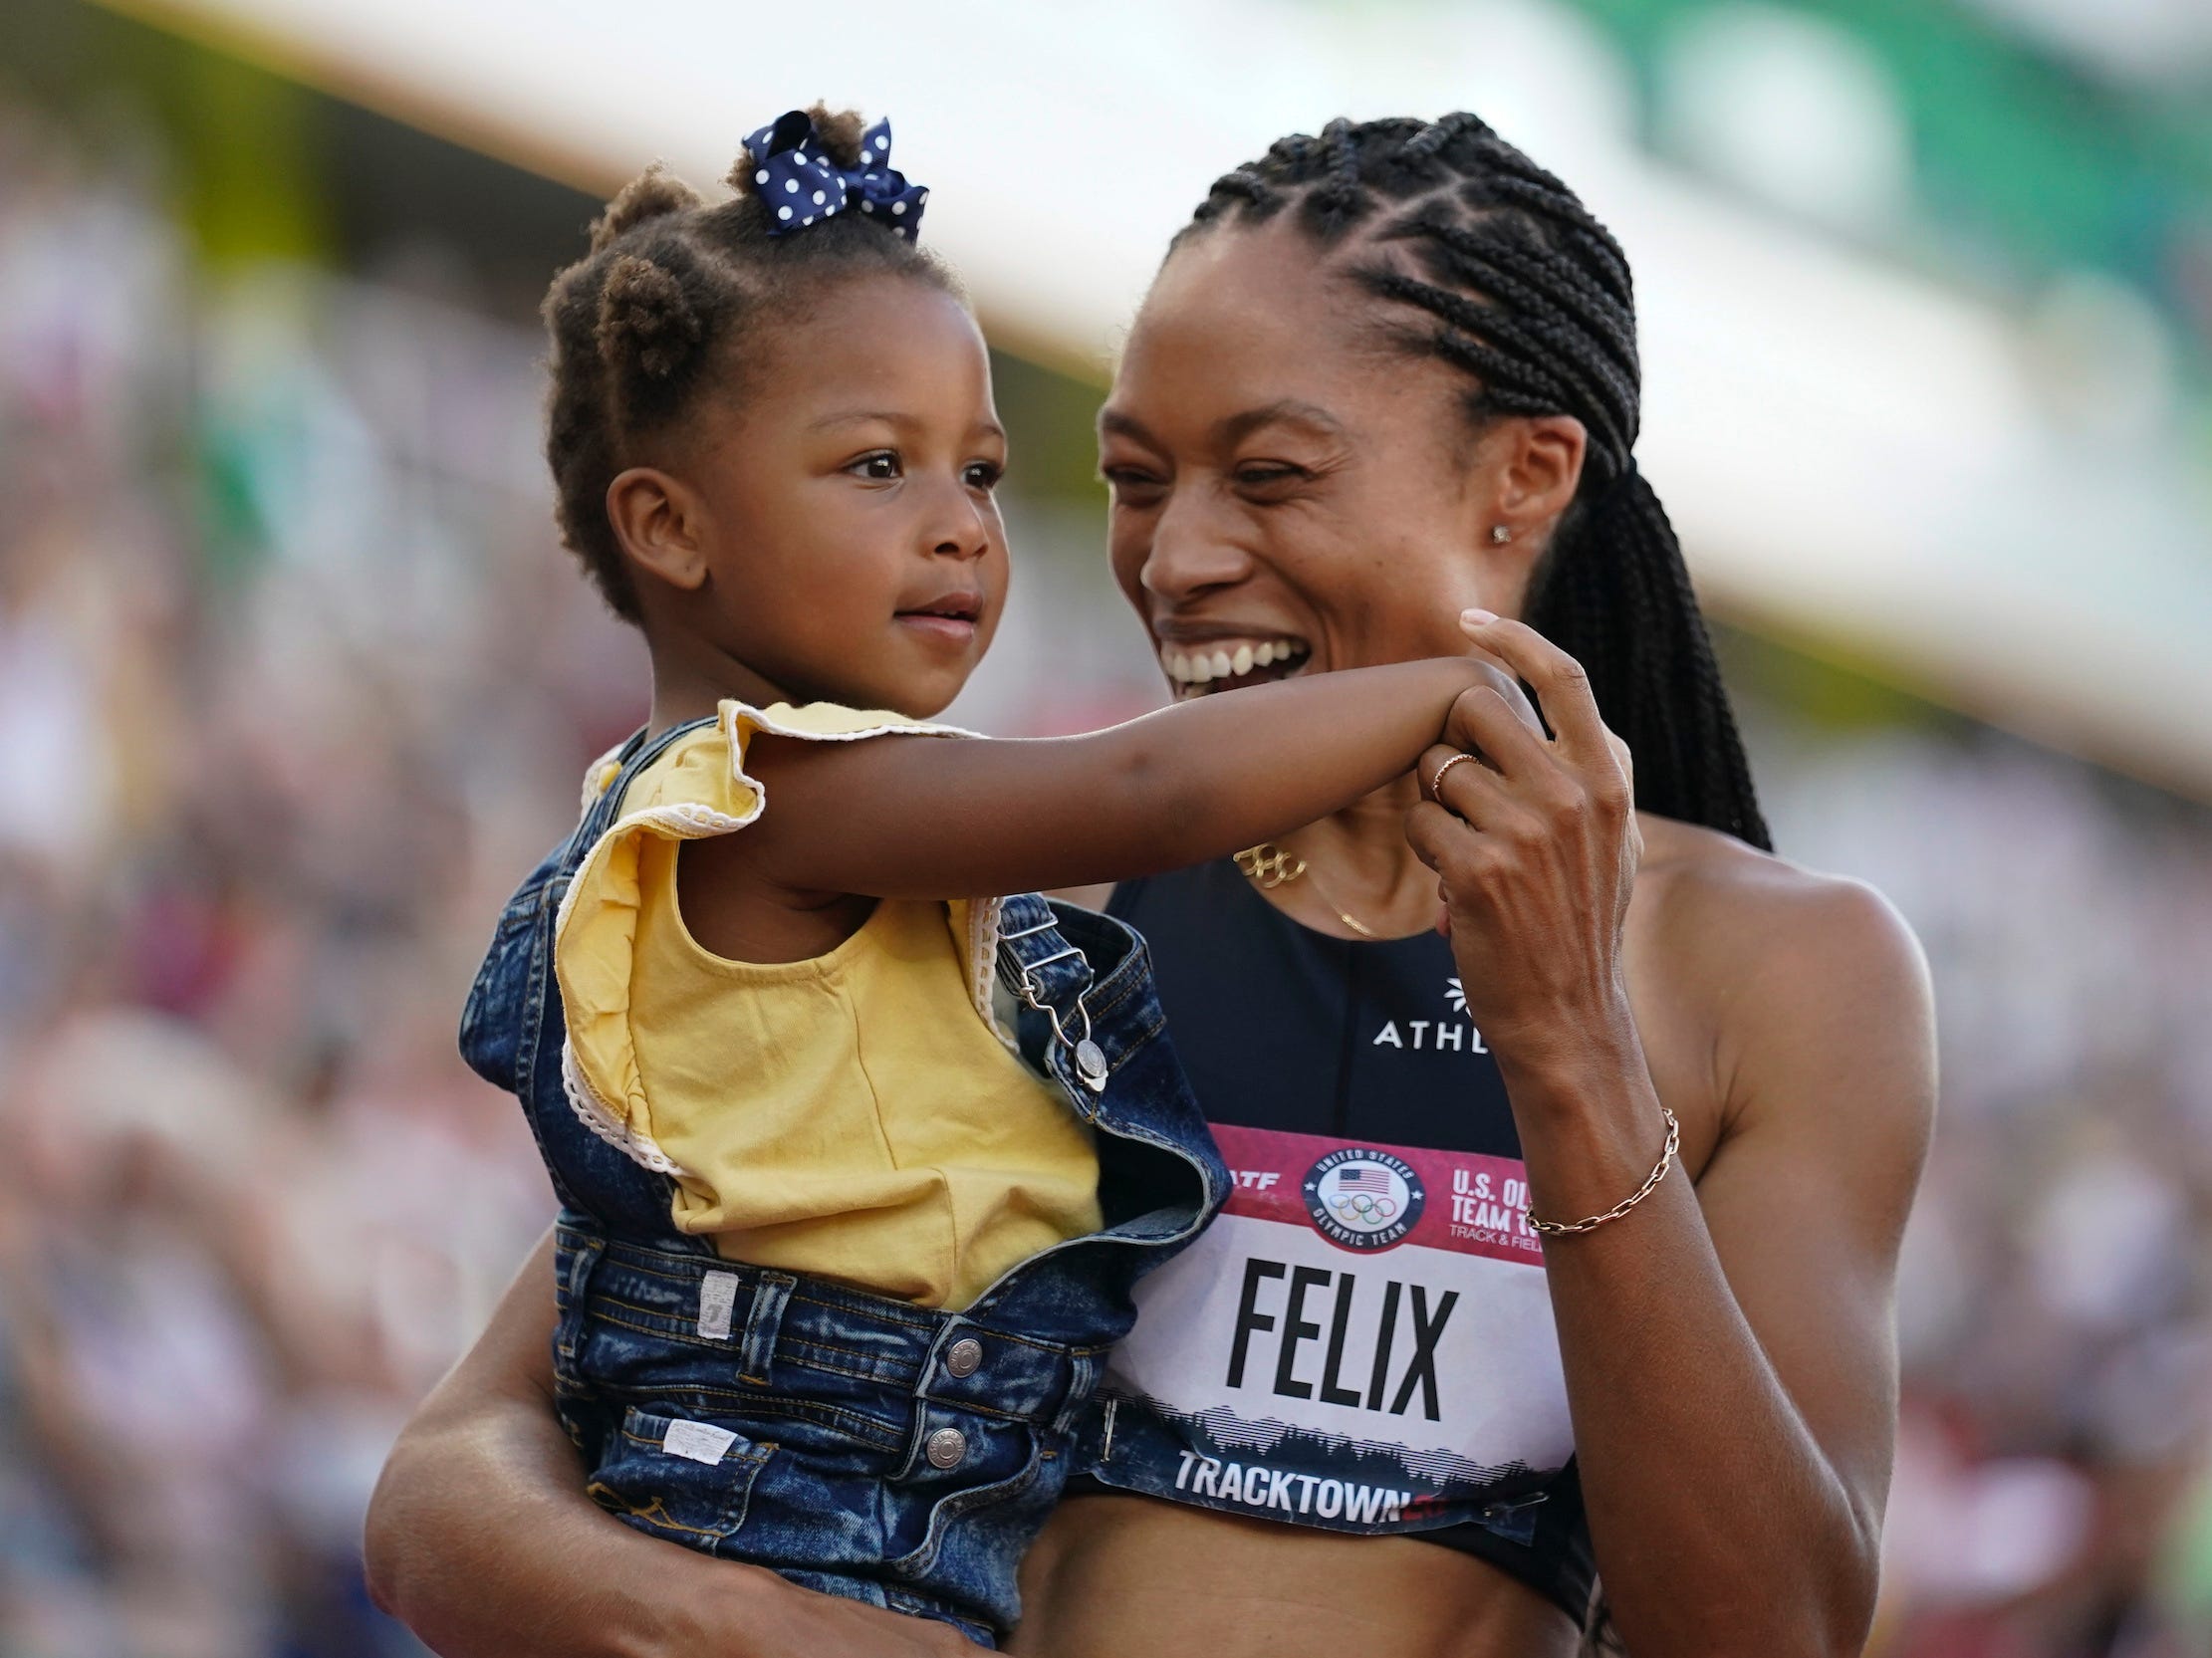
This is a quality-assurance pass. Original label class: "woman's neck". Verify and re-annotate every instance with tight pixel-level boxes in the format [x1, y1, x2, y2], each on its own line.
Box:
[1265, 775, 1442, 940]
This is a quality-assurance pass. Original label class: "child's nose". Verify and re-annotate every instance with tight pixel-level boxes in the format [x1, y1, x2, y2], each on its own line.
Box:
[924, 481, 992, 560]
[931, 527, 986, 559]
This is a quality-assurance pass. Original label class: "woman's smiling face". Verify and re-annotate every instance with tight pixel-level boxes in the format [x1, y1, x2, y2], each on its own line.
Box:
[1099, 215, 1556, 699]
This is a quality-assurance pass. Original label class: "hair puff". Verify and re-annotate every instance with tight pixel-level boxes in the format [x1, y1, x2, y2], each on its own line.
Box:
[594, 253, 703, 383]
[589, 164, 703, 254]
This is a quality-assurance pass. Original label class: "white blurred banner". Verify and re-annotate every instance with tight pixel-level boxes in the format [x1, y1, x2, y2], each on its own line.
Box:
[118, 0, 2212, 795]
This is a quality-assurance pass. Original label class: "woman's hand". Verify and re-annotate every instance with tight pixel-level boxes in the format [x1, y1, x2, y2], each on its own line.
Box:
[656, 1569, 987, 1658]
[1404, 612, 1935, 1658]
[1405, 610, 1642, 1073]
[366, 1227, 982, 1658]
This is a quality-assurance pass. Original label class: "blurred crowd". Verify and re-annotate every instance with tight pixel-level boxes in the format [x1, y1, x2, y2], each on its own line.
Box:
[3, 101, 2210, 1658]
[0, 106, 616, 1656]
[1767, 731, 2212, 1655]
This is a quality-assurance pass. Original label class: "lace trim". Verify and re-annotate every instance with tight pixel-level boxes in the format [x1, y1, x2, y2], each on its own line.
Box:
[727, 703, 976, 752]
[554, 702, 1005, 1105]
[577, 739, 629, 816]
[560, 1038, 695, 1179]
[968, 895, 1009, 1041]
[550, 802, 753, 943]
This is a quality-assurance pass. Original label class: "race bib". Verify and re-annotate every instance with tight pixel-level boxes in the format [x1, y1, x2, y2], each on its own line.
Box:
[1096, 1123, 1572, 1529]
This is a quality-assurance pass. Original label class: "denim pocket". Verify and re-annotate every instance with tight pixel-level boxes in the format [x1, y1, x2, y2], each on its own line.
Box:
[587, 1408, 775, 1547]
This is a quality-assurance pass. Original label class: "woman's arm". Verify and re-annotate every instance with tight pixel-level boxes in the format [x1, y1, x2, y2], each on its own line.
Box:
[365, 1230, 976, 1658]
[1407, 615, 1934, 1658]
[737, 657, 1494, 901]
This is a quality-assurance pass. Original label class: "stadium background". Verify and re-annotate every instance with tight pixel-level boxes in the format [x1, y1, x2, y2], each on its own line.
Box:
[1, 1, 2209, 1653]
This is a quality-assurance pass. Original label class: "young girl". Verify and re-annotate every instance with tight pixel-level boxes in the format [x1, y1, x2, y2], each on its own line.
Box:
[459, 106, 1499, 1647]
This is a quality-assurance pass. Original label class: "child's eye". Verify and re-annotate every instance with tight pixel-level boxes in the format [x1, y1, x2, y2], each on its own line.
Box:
[848, 451, 902, 481]
[963, 460, 1004, 492]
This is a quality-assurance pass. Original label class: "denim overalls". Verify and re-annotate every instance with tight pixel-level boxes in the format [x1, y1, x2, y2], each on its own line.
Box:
[458, 718, 1227, 1645]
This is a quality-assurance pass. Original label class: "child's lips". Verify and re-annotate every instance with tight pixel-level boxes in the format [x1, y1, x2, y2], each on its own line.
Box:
[894, 607, 981, 646]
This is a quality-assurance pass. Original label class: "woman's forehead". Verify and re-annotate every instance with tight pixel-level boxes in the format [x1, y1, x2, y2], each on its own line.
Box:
[1112, 232, 1369, 418]
[1137, 223, 1347, 347]
[1106, 225, 1451, 446]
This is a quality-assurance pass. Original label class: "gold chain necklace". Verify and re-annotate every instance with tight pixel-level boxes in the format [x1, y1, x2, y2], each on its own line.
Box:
[1234, 843, 1379, 940]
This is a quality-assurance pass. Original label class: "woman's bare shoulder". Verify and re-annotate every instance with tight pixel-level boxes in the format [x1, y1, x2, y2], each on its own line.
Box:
[1635, 814, 1921, 974]
[1634, 814, 1934, 1132]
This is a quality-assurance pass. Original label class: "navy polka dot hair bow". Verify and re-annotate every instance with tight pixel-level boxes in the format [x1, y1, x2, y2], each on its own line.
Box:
[744, 111, 928, 241]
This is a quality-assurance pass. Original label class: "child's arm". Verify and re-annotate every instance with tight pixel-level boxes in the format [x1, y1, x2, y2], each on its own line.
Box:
[741, 658, 1512, 900]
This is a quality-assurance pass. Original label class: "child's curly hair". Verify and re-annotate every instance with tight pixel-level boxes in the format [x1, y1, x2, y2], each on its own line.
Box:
[542, 105, 962, 620]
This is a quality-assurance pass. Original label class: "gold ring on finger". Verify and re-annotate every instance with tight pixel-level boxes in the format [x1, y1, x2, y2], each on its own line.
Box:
[1428, 751, 1479, 799]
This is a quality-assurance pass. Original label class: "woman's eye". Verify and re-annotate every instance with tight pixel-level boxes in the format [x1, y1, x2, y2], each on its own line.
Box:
[850, 451, 901, 480]
[1235, 463, 1305, 490]
[1103, 466, 1166, 505]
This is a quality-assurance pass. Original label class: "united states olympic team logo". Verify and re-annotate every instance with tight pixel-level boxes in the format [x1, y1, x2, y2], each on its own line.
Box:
[1302, 1147, 1425, 1251]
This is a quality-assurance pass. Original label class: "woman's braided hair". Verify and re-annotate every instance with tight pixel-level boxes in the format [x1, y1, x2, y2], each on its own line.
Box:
[541, 105, 960, 622]
[1180, 114, 1771, 850]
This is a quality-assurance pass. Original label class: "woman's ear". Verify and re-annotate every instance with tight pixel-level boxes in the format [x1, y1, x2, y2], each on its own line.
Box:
[606, 466, 710, 592]
[1491, 414, 1588, 544]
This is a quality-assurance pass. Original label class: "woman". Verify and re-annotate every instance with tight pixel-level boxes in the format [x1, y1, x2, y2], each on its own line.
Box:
[366, 114, 1933, 1658]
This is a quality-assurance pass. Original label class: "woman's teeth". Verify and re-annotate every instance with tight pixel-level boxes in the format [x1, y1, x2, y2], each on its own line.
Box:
[1160, 639, 1310, 690]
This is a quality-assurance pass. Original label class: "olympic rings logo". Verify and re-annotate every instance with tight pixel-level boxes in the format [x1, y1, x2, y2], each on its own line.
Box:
[1303, 1149, 1425, 1251]
[1328, 1191, 1400, 1225]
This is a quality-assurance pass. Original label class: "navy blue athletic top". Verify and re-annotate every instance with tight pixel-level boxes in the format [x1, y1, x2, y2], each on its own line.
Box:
[1064, 858, 1595, 1623]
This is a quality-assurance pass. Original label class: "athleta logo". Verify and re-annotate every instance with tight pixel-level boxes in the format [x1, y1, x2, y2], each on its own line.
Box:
[1302, 1148, 1424, 1250]
[1370, 978, 1488, 1054]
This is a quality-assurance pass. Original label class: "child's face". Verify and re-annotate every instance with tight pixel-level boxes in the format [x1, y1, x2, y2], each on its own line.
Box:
[639, 275, 1009, 719]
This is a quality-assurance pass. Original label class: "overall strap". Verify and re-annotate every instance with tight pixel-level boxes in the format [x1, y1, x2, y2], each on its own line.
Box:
[994, 891, 1110, 1102]
[541, 712, 721, 1252]
[563, 714, 719, 870]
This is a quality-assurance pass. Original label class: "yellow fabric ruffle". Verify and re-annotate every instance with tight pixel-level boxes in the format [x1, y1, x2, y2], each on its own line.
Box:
[551, 701, 1101, 1309]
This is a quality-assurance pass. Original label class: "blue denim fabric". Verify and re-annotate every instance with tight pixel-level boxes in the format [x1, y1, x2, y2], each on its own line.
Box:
[459, 719, 1226, 1645]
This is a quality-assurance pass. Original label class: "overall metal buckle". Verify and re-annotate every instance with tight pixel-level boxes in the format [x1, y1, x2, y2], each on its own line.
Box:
[1001, 915, 1108, 1091]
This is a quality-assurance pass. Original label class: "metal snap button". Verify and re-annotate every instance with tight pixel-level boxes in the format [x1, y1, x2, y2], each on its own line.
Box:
[945, 1337, 983, 1378]
[925, 1426, 967, 1470]
[1075, 1038, 1108, 1089]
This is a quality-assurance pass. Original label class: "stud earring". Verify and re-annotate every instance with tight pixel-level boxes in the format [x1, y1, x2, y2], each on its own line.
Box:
[1489, 525, 1512, 545]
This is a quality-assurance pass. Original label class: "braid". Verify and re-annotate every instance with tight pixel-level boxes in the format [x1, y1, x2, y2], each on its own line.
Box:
[1192, 165, 1279, 224]
[1308, 118, 1371, 238]
[1176, 113, 1771, 850]
[540, 104, 960, 622]
[1398, 110, 1489, 166]
[1538, 472, 1769, 846]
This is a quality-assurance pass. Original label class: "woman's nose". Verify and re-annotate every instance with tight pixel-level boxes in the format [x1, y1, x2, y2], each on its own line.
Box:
[1140, 492, 1253, 600]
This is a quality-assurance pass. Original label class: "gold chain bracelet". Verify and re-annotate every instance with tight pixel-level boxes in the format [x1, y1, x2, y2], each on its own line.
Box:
[1526, 1106, 1680, 1238]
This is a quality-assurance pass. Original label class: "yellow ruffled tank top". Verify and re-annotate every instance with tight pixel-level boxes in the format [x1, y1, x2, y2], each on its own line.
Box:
[554, 701, 1103, 1310]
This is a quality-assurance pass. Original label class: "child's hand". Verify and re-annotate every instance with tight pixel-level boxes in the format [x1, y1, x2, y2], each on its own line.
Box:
[1436, 646, 1547, 750]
